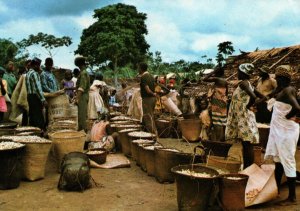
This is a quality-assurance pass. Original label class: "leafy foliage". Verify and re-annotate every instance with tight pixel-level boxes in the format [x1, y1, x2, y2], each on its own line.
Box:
[0, 38, 29, 69]
[76, 3, 150, 84]
[18, 32, 72, 58]
[0, 39, 19, 67]
[216, 41, 235, 66]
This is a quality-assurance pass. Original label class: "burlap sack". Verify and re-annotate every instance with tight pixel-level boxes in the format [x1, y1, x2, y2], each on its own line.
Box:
[240, 163, 277, 207]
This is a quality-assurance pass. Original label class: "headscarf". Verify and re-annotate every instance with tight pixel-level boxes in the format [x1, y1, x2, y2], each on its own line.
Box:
[275, 65, 292, 80]
[239, 63, 254, 76]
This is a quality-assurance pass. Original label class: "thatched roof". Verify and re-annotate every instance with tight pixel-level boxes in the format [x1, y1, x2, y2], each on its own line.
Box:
[224, 44, 300, 89]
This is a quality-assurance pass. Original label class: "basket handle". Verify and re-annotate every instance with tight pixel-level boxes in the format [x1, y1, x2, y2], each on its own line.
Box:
[193, 145, 206, 156]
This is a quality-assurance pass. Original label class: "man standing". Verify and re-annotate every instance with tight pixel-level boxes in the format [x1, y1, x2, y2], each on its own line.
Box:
[75, 57, 90, 131]
[40, 58, 59, 93]
[3, 61, 17, 98]
[25, 57, 47, 130]
[139, 62, 157, 135]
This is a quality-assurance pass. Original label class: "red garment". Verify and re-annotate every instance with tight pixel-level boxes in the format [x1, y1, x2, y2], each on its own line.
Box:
[0, 96, 7, 112]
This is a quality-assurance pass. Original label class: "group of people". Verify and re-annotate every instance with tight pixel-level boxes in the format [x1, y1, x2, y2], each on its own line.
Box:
[1, 57, 299, 205]
[0, 57, 116, 134]
[196, 63, 299, 205]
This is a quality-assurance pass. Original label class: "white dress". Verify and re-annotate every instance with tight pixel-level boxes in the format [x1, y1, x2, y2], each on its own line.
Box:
[88, 81, 106, 119]
[264, 100, 300, 177]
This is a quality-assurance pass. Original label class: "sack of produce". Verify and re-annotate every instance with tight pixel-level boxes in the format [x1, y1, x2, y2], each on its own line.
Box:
[58, 152, 91, 191]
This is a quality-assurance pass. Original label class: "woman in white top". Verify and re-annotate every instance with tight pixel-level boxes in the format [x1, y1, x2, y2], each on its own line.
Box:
[87, 80, 107, 119]
[264, 66, 300, 205]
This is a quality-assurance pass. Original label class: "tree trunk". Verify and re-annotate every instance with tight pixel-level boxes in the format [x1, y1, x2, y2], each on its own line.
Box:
[113, 58, 118, 87]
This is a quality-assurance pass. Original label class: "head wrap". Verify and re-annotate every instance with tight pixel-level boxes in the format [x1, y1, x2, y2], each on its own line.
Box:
[239, 63, 254, 76]
[275, 65, 292, 80]
[258, 66, 269, 74]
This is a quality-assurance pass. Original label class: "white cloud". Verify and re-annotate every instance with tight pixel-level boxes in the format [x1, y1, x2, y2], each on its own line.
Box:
[74, 12, 96, 29]
[1, 0, 300, 67]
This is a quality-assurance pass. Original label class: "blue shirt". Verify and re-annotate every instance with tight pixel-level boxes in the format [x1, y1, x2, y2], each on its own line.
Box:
[109, 96, 116, 105]
[40, 70, 59, 93]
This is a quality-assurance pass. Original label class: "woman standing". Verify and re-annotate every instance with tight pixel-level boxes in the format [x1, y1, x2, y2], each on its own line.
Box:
[225, 63, 265, 168]
[264, 66, 299, 205]
[203, 66, 228, 142]
[88, 80, 107, 119]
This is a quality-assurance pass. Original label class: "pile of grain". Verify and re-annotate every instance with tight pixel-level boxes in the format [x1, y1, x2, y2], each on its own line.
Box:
[0, 141, 25, 150]
[177, 169, 215, 178]
[0, 136, 51, 144]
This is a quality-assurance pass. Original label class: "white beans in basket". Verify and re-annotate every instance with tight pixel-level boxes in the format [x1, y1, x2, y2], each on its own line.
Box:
[0, 141, 25, 150]
[128, 131, 155, 138]
[86, 150, 105, 155]
[119, 128, 139, 133]
[0, 136, 51, 143]
[177, 169, 215, 178]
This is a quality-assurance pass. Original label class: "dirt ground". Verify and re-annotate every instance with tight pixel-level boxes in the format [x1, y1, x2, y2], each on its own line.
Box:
[1, 138, 300, 211]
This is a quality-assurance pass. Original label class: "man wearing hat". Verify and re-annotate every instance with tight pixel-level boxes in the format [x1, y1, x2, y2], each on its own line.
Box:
[264, 66, 299, 205]
[25, 57, 47, 130]
[75, 56, 90, 131]
[255, 66, 277, 123]
[226, 63, 265, 168]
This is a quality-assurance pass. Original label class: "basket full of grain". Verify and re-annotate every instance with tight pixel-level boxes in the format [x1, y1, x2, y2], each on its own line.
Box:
[0, 141, 25, 189]
[1, 136, 52, 181]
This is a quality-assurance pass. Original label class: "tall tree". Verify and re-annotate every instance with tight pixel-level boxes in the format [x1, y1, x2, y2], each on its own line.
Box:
[18, 32, 72, 58]
[75, 3, 150, 84]
[216, 41, 235, 66]
[0, 38, 19, 67]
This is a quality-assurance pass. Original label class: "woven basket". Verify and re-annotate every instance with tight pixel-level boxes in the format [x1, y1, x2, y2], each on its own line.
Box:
[118, 129, 139, 155]
[179, 119, 201, 142]
[49, 130, 86, 172]
[21, 142, 52, 181]
[206, 155, 241, 173]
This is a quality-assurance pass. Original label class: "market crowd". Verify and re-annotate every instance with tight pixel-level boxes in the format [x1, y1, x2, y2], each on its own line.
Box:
[0, 56, 299, 205]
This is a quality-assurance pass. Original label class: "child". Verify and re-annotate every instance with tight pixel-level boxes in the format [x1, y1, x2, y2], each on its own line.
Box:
[109, 89, 117, 106]
[0, 69, 7, 122]
[61, 70, 75, 101]
[199, 97, 211, 141]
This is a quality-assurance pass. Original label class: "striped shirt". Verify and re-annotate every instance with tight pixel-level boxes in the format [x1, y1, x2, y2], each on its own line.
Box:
[26, 69, 45, 102]
[40, 70, 59, 93]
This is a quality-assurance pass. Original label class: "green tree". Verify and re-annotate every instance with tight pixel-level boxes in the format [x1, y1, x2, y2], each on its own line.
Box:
[75, 3, 150, 84]
[0, 38, 29, 69]
[0, 38, 19, 67]
[216, 41, 235, 66]
[18, 32, 72, 58]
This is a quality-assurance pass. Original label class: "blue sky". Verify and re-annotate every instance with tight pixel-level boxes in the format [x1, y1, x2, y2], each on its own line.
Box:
[1, 0, 300, 69]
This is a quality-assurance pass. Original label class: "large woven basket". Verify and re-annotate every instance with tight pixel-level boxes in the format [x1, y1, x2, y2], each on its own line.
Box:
[21, 142, 52, 181]
[206, 155, 241, 173]
[49, 130, 86, 172]
[179, 119, 201, 142]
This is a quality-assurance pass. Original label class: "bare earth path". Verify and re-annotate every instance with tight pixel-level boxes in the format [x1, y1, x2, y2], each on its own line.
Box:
[0, 138, 299, 211]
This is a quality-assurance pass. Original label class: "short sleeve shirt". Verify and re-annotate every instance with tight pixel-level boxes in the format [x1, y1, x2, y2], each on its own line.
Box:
[76, 69, 90, 94]
[140, 72, 155, 98]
